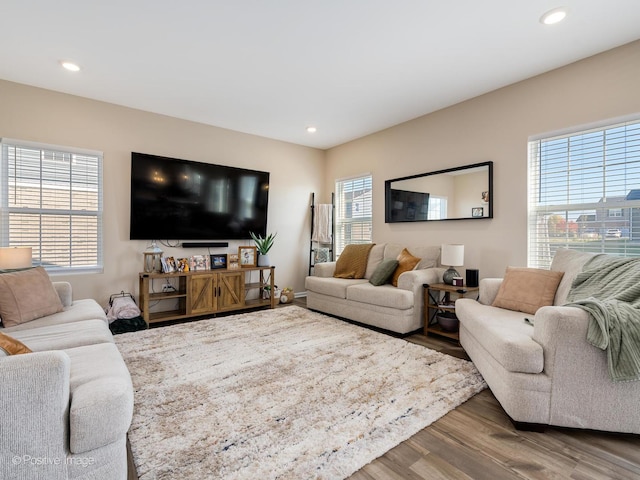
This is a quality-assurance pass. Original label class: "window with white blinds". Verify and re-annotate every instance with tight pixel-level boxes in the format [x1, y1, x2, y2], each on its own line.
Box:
[0, 139, 103, 273]
[335, 174, 373, 256]
[528, 119, 640, 268]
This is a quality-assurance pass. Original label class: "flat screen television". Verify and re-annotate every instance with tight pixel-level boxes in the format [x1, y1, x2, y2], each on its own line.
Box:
[130, 152, 269, 240]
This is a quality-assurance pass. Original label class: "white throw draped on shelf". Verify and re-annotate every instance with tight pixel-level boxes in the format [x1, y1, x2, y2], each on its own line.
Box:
[312, 204, 333, 244]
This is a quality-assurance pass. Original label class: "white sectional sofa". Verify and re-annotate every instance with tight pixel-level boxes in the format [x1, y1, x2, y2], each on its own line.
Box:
[0, 268, 133, 480]
[456, 248, 640, 433]
[305, 243, 444, 334]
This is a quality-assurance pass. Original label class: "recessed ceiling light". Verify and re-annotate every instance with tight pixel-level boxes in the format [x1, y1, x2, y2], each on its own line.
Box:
[306, 126, 317, 133]
[60, 61, 81, 72]
[540, 7, 568, 25]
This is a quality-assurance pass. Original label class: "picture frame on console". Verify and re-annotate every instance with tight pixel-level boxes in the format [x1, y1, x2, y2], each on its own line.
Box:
[228, 253, 239, 269]
[239, 246, 257, 267]
[472, 207, 484, 218]
[210, 254, 227, 270]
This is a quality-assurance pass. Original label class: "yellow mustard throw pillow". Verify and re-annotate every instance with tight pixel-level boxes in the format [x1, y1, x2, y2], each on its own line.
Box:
[334, 244, 375, 279]
[0, 332, 32, 355]
[391, 248, 421, 287]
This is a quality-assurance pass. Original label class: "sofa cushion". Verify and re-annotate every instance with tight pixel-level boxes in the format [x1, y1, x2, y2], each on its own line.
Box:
[346, 283, 414, 310]
[0, 332, 32, 356]
[492, 267, 564, 315]
[11, 319, 114, 352]
[0, 267, 64, 327]
[456, 299, 544, 374]
[334, 243, 375, 279]
[2, 299, 108, 333]
[369, 259, 399, 286]
[383, 244, 440, 270]
[550, 248, 596, 305]
[65, 343, 134, 454]
[391, 248, 421, 287]
[364, 244, 386, 279]
[305, 276, 368, 299]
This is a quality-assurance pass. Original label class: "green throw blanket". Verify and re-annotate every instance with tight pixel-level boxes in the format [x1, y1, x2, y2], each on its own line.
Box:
[565, 255, 640, 382]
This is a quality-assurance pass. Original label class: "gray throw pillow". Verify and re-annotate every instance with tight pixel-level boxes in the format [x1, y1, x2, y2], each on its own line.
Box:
[369, 259, 399, 286]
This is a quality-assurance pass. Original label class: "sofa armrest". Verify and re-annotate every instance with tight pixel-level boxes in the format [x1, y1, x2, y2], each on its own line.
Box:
[53, 281, 73, 307]
[0, 351, 70, 479]
[397, 268, 445, 328]
[313, 262, 336, 278]
[478, 278, 503, 305]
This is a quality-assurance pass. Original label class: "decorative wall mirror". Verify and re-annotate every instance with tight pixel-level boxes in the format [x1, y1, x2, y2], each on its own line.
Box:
[385, 161, 493, 222]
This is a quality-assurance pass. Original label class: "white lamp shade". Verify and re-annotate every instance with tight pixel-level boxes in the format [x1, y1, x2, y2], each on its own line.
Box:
[0, 247, 33, 269]
[441, 244, 464, 267]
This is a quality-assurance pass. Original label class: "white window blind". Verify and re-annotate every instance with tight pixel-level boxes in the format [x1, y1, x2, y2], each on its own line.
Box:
[528, 119, 640, 268]
[0, 139, 103, 273]
[335, 174, 372, 256]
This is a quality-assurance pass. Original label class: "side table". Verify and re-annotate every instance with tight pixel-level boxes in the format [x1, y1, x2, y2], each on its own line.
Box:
[423, 283, 479, 341]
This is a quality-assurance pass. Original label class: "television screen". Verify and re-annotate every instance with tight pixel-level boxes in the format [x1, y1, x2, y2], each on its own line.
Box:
[130, 152, 269, 240]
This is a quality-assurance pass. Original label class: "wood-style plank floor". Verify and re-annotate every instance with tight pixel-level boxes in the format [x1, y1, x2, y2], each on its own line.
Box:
[128, 300, 640, 480]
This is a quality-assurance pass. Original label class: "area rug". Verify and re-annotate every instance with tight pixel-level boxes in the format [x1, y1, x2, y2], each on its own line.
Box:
[115, 306, 486, 480]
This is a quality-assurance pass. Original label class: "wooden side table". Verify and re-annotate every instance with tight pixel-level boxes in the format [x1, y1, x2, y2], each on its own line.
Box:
[423, 283, 479, 341]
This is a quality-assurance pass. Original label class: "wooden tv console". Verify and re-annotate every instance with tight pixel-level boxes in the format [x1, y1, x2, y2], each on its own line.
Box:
[138, 266, 275, 325]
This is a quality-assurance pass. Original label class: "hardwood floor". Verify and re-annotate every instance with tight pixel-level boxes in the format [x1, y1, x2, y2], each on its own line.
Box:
[128, 299, 640, 479]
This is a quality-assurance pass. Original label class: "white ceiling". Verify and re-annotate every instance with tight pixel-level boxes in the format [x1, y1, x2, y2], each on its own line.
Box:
[2, 1, 640, 150]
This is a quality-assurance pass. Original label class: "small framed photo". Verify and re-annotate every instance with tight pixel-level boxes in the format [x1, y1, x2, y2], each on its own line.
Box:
[210, 254, 228, 270]
[238, 246, 257, 267]
[228, 253, 239, 270]
[472, 207, 484, 218]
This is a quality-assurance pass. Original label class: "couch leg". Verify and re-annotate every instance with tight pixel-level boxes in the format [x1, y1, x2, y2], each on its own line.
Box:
[510, 418, 546, 432]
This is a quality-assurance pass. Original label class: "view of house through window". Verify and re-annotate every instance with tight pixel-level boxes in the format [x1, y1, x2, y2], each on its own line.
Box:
[0, 139, 103, 273]
[528, 118, 640, 268]
[335, 174, 373, 256]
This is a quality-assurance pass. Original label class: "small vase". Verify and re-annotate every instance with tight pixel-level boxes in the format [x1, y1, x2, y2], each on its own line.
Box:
[258, 254, 270, 267]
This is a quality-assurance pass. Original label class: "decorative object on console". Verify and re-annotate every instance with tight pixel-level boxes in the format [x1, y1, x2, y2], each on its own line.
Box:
[239, 246, 257, 267]
[0, 246, 32, 269]
[210, 254, 227, 270]
[228, 253, 239, 269]
[250, 231, 277, 267]
[441, 244, 464, 285]
[161, 256, 176, 273]
[452, 276, 463, 287]
[190, 255, 210, 271]
[143, 241, 163, 273]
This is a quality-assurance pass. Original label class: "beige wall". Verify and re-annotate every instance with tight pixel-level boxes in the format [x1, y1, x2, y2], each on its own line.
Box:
[0, 80, 325, 305]
[325, 40, 640, 280]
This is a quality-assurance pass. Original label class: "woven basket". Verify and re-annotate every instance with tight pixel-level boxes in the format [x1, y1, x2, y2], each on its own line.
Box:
[280, 289, 294, 304]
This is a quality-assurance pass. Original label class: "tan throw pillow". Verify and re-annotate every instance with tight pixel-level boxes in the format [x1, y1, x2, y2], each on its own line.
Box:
[492, 267, 564, 315]
[0, 332, 32, 355]
[391, 248, 421, 287]
[334, 244, 375, 279]
[0, 267, 64, 327]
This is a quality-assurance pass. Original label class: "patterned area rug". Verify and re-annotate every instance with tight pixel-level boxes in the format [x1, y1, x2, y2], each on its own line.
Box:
[115, 306, 486, 480]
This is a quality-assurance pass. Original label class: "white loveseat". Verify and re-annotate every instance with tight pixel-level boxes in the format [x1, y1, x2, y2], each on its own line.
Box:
[305, 243, 444, 334]
[456, 248, 640, 433]
[0, 270, 133, 480]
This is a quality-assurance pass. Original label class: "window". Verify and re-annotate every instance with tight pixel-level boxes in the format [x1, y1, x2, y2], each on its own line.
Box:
[335, 174, 372, 255]
[0, 139, 103, 273]
[528, 118, 640, 268]
[427, 195, 448, 220]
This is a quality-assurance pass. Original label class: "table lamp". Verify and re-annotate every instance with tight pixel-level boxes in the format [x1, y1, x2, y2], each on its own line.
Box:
[441, 244, 464, 285]
[0, 247, 33, 269]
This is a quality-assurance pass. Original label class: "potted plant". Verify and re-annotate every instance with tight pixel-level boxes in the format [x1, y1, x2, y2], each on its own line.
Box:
[250, 231, 277, 267]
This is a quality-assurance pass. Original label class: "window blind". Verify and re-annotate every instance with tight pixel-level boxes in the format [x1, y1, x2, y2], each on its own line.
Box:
[335, 174, 373, 256]
[0, 139, 103, 273]
[528, 119, 640, 268]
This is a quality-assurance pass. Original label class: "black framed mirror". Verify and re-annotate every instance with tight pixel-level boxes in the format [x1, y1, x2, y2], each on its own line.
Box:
[385, 161, 493, 222]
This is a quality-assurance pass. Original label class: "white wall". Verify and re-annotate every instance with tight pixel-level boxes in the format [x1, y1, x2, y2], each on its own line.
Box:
[0, 80, 325, 306]
[325, 40, 640, 280]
